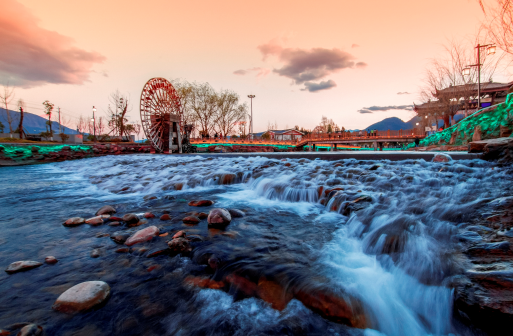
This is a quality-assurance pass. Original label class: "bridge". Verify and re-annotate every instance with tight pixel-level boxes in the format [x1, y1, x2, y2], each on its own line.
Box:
[190, 129, 425, 151]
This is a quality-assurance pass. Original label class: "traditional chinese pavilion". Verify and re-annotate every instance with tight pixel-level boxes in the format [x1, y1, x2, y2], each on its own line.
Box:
[413, 80, 513, 129]
[250, 129, 304, 141]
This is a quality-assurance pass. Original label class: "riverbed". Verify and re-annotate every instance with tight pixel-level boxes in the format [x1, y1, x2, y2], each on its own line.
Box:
[0, 154, 509, 335]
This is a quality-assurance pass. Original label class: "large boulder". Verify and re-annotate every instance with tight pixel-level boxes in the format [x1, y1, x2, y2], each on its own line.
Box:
[5, 261, 42, 274]
[52, 281, 111, 314]
[125, 226, 159, 246]
[95, 205, 116, 216]
[207, 208, 232, 228]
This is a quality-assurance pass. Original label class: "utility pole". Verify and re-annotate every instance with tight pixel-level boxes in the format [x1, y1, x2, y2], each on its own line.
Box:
[247, 95, 255, 136]
[463, 44, 496, 111]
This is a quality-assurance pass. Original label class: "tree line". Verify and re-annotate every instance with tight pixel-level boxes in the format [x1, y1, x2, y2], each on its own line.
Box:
[171, 79, 249, 138]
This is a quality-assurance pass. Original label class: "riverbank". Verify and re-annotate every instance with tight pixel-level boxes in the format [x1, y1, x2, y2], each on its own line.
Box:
[0, 143, 151, 166]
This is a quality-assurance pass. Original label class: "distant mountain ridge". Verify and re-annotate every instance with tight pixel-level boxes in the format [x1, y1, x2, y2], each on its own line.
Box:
[363, 115, 464, 131]
[0, 108, 76, 134]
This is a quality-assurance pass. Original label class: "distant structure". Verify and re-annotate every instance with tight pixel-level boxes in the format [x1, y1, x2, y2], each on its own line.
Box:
[249, 128, 304, 141]
[413, 80, 513, 129]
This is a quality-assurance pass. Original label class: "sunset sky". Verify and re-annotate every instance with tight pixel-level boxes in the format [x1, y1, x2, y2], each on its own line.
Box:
[1, 0, 510, 133]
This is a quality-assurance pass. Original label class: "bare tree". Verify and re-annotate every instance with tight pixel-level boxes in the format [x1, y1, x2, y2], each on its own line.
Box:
[317, 115, 339, 132]
[190, 82, 218, 136]
[17, 99, 25, 138]
[170, 79, 196, 128]
[97, 116, 106, 135]
[420, 39, 503, 127]
[267, 120, 278, 130]
[76, 115, 87, 135]
[107, 91, 131, 137]
[0, 83, 15, 133]
[213, 89, 248, 136]
[479, 0, 513, 55]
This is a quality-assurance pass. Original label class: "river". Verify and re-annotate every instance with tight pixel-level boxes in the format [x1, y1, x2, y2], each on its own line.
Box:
[0, 154, 506, 335]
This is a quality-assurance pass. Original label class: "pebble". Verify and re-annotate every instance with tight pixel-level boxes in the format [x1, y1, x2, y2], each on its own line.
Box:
[188, 200, 214, 207]
[108, 221, 121, 226]
[160, 214, 171, 220]
[228, 209, 245, 218]
[115, 248, 129, 253]
[167, 237, 191, 253]
[144, 212, 155, 218]
[172, 230, 186, 239]
[5, 261, 43, 274]
[207, 208, 232, 228]
[17, 324, 43, 336]
[63, 217, 85, 227]
[182, 216, 200, 224]
[95, 205, 116, 216]
[45, 256, 58, 264]
[122, 213, 139, 225]
[85, 216, 105, 226]
[52, 281, 111, 314]
[90, 249, 101, 258]
[125, 226, 160, 246]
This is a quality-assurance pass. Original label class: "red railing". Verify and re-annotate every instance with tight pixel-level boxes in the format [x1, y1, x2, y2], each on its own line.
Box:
[190, 129, 424, 147]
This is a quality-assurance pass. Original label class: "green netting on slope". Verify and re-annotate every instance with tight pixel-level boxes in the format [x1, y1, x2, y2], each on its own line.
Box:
[406, 93, 513, 149]
[0, 145, 92, 160]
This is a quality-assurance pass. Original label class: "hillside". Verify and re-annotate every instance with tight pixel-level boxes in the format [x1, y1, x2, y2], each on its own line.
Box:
[0, 108, 76, 134]
[364, 115, 464, 131]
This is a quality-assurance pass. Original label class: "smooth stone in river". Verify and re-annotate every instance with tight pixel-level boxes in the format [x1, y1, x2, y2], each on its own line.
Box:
[125, 226, 159, 246]
[5, 261, 42, 274]
[45, 256, 58, 264]
[52, 281, 111, 314]
[95, 205, 116, 216]
[17, 324, 43, 336]
[63, 217, 85, 227]
[207, 208, 232, 228]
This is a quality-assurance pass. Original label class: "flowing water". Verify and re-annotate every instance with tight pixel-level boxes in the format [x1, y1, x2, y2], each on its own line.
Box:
[0, 154, 508, 336]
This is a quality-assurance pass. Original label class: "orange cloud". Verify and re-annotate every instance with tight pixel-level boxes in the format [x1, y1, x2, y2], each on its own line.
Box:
[233, 67, 270, 78]
[0, 0, 105, 87]
[257, 39, 366, 92]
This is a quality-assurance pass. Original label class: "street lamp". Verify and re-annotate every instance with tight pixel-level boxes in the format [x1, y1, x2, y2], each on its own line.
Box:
[248, 95, 255, 136]
[92, 106, 96, 142]
[462, 43, 496, 110]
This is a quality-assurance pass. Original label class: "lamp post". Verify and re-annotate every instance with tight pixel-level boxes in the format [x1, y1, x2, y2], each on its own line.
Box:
[248, 95, 255, 136]
[92, 106, 96, 142]
[462, 44, 496, 111]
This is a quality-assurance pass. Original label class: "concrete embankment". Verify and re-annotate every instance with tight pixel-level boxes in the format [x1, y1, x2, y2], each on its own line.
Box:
[0, 143, 151, 166]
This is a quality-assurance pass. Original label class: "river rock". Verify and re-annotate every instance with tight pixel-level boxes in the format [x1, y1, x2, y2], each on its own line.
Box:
[95, 205, 116, 216]
[198, 212, 208, 219]
[108, 221, 121, 226]
[207, 208, 232, 228]
[52, 281, 111, 314]
[172, 230, 186, 239]
[45, 256, 58, 264]
[188, 200, 214, 207]
[228, 209, 245, 218]
[85, 216, 105, 226]
[90, 249, 101, 258]
[143, 212, 155, 218]
[17, 324, 43, 336]
[257, 278, 293, 311]
[0, 330, 9, 336]
[183, 216, 200, 224]
[432, 153, 452, 163]
[63, 217, 85, 227]
[5, 261, 42, 274]
[221, 173, 236, 185]
[110, 231, 131, 244]
[167, 237, 191, 253]
[295, 288, 367, 328]
[125, 226, 159, 246]
[122, 213, 139, 225]
[160, 214, 171, 220]
[146, 246, 171, 258]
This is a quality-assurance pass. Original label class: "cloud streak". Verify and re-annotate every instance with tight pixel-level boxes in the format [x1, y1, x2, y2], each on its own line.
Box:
[358, 105, 413, 114]
[0, 0, 106, 88]
[301, 80, 337, 92]
[257, 40, 366, 92]
[233, 67, 270, 78]
[397, 92, 411, 95]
